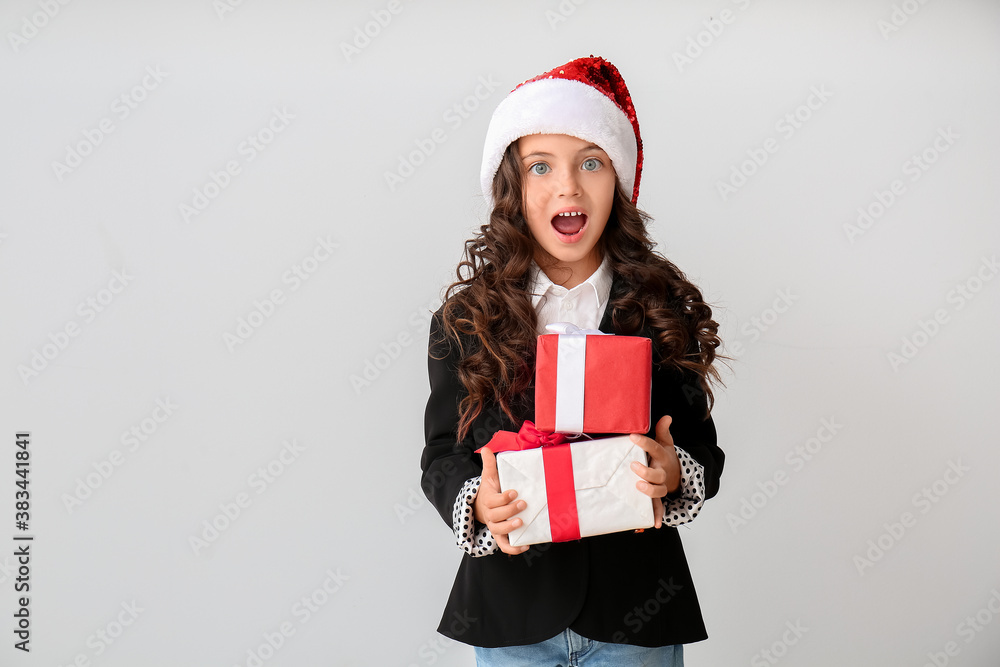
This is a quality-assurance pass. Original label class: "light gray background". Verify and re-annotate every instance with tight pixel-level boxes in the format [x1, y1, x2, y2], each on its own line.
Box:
[2, 1, 999, 665]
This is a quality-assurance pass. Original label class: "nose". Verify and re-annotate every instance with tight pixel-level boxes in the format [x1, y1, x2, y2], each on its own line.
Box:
[552, 167, 581, 197]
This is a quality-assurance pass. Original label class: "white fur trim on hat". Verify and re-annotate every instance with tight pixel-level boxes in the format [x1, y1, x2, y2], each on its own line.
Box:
[480, 78, 637, 208]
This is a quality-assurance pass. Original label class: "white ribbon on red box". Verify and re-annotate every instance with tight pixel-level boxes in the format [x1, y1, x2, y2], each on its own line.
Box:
[545, 322, 611, 434]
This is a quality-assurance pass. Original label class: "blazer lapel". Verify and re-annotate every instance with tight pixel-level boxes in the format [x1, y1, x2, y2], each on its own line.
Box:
[599, 274, 622, 334]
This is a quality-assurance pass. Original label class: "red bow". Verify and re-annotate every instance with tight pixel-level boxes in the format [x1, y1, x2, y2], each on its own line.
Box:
[477, 420, 567, 454]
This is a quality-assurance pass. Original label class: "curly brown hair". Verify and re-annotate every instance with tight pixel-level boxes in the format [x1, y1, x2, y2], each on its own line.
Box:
[434, 142, 725, 442]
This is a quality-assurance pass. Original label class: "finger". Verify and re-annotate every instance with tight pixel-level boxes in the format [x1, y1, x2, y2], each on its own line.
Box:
[628, 432, 663, 456]
[480, 446, 499, 482]
[485, 497, 527, 524]
[487, 510, 527, 536]
[655, 415, 675, 448]
[495, 533, 530, 555]
[486, 500, 524, 535]
[653, 497, 664, 529]
[480, 485, 519, 509]
[630, 461, 668, 486]
[635, 478, 669, 499]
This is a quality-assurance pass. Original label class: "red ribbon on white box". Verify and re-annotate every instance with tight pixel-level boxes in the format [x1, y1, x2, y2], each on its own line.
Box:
[545, 322, 611, 434]
[477, 420, 586, 542]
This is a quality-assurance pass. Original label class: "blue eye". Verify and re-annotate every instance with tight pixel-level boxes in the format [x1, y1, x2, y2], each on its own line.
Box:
[530, 163, 550, 175]
[582, 158, 601, 171]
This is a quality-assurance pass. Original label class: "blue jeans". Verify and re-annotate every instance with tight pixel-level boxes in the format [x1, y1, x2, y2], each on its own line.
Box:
[474, 628, 683, 666]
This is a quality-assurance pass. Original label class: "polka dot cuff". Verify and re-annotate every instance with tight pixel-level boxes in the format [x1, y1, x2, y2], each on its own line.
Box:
[662, 446, 706, 527]
[452, 476, 499, 557]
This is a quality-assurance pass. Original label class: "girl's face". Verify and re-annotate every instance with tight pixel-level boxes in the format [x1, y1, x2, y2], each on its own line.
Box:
[517, 133, 616, 287]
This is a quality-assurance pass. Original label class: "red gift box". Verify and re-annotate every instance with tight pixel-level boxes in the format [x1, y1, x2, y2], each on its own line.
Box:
[535, 324, 651, 434]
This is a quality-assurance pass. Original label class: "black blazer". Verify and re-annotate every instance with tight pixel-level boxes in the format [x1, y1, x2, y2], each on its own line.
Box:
[421, 277, 725, 649]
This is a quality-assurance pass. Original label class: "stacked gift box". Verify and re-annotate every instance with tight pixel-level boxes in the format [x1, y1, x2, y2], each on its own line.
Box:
[481, 322, 655, 547]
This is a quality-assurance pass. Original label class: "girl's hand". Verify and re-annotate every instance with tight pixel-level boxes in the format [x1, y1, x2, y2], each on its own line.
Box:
[474, 447, 530, 555]
[629, 415, 681, 529]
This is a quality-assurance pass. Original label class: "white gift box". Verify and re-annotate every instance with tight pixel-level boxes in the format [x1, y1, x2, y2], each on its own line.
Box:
[496, 435, 655, 547]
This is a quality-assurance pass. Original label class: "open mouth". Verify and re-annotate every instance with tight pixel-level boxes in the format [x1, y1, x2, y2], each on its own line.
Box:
[551, 211, 588, 242]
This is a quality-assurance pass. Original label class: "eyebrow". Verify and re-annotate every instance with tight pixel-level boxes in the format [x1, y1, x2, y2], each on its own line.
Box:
[520, 144, 605, 161]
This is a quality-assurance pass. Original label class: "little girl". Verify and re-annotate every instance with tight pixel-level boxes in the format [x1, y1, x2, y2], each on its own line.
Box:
[421, 56, 725, 666]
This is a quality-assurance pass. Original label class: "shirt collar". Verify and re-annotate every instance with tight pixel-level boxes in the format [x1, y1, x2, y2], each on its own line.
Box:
[529, 253, 613, 312]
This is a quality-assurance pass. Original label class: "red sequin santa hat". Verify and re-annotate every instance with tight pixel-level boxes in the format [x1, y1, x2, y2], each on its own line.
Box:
[480, 55, 642, 208]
